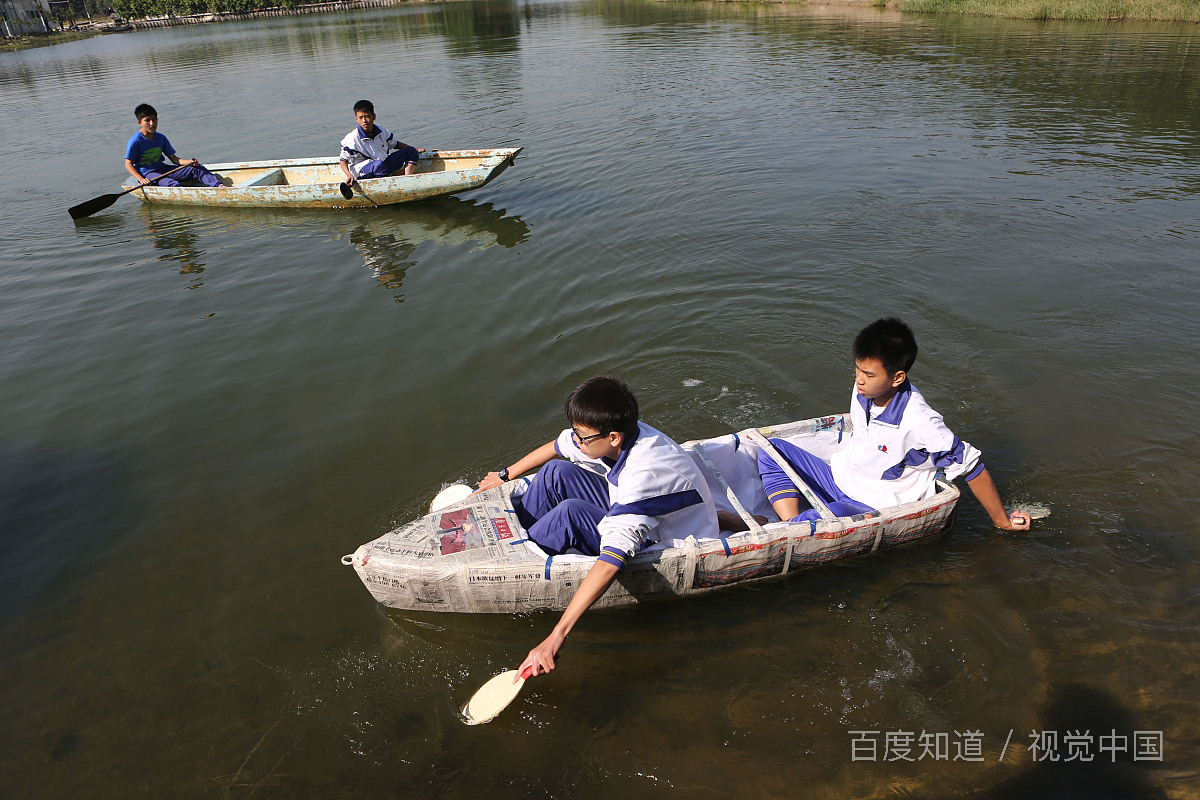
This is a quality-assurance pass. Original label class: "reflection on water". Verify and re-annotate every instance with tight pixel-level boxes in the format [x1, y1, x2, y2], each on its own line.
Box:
[144, 211, 207, 285]
[135, 196, 529, 299]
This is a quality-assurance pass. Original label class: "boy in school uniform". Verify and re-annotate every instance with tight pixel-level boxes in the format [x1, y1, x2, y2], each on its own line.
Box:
[124, 103, 223, 188]
[338, 99, 422, 187]
[475, 375, 719, 676]
[759, 318, 1031, 531]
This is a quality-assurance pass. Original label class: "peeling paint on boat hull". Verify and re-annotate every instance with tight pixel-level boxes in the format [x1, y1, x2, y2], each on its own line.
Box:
[126, 148, 522, 209]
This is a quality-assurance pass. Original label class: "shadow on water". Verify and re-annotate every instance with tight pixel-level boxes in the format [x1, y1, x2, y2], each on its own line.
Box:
[976, 684, 1168, 800]
[0, 446, 133, 630]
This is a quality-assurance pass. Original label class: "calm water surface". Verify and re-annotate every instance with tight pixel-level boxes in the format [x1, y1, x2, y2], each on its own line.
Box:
[2, 1, 1199, 796]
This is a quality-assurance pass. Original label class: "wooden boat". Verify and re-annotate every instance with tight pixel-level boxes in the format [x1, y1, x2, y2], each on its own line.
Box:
[123, 148, 522, 209]
[342, 414, 961, 614]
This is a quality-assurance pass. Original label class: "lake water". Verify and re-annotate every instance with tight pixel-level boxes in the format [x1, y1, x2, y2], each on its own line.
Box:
[2, 1, 1199, 796]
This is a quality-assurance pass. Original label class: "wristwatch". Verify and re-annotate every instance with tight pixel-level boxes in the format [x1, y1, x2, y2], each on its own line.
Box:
[498, 468, 510, 482]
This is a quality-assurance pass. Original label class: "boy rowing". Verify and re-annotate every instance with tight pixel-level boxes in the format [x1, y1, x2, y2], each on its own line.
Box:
[338, 99, 422, 187]
[758, 318, 1031, 531]
[124, 103, 223, 188]
[476, 375, 719, 677]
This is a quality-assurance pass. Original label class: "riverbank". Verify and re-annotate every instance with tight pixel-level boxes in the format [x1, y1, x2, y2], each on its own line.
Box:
[715, 0, 1200, 23]
[0, 29, 100, 52]
[894, 0, 1200, 22]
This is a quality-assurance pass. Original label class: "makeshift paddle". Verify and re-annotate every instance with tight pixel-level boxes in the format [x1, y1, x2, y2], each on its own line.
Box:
[430, 483, 474, 512]
[338, 181, 354, 200]
[69, 164, 188, 220]
[462, 665, 534, 725]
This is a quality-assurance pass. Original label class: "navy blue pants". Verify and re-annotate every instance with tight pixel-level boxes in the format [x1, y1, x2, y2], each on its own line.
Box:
[757, 438, 875, 522]
[143, 164, 223, 188]
[514, 460, 610, 556]
[357, 147, 421, 178]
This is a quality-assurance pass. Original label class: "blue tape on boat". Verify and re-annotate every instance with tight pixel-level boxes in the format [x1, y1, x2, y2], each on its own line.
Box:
[732, 432, 740, 451]
[509, 538, 530, 545]
[837, 417, 845, 444]
[810, 520, 817, 535]
[721, 539, 731, 556]
[544, 556, 553, 580]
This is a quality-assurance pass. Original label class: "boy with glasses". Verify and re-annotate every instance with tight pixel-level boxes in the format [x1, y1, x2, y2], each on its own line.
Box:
[477, 375, 718, 676]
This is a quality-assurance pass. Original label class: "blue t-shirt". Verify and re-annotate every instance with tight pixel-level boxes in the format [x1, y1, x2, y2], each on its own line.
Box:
[125, 131, 175, 174]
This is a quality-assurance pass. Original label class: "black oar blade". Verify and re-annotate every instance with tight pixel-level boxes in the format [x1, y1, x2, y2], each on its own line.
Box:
[68, 193, 120, 220]
[339, 182, 354, 200]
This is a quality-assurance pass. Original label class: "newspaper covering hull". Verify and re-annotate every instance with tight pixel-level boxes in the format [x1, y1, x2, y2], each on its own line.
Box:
[124, 148, 522, 209]
[342, 415, 961, 614]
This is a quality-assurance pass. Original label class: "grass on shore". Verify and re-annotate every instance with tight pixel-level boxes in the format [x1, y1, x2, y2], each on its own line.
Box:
[896, 0, 1200, 21]
[1, 29, 100, 52]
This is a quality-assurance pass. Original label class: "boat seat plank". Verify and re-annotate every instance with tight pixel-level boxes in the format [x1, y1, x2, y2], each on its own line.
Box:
[235, 168, 287, 187]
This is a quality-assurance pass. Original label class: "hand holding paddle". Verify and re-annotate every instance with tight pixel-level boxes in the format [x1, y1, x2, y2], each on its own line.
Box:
[69, 164, 188, 220]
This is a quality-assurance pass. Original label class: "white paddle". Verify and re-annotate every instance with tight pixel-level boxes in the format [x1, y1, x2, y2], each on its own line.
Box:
[1007, 502, 1051, 521]
[462, 665, 534, 725]
[430, 483, 474, 512]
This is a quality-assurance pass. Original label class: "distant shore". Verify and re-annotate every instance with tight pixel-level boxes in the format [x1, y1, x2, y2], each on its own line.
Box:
[4, 0, 1198, 52]
[1, 29, 100, 52]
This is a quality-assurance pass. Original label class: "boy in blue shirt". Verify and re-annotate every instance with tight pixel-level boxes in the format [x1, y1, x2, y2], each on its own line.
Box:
[759, 318, 1031, 531]
[123, 103, 223, 188]
[476, 375, 719, 677]
[337, 99, 422, 187]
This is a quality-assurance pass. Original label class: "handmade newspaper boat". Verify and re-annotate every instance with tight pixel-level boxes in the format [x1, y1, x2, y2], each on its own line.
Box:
[342, 414, 960, 613]
[123, 148, 522, 209]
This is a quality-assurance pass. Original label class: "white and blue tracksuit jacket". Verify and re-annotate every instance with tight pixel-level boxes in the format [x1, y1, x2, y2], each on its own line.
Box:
[553, 422, 718, 569]
[831, 381, 985, 509]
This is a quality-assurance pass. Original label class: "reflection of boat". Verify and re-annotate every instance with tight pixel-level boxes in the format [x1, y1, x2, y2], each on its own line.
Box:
[140, 194, 529, 252]
[123, 148, 523, 209]
[342, 415, 961, 614]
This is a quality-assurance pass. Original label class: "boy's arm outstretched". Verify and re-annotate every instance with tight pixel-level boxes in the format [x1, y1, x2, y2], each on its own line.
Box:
[965, 468, 1030, 531]
[519, 560, 620, 677]
[477, 440, 559, 491]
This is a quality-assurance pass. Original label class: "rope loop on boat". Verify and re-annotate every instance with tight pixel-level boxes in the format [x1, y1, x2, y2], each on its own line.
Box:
[341, 554, 355, 566]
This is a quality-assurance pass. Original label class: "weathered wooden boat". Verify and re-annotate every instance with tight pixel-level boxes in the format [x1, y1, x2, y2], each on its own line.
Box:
[342, 414, 961, 614]
[123, 148, 522, 209]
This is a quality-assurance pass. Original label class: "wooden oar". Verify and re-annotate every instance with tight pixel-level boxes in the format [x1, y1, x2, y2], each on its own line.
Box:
[462, 665, 534, 725]
[69, 164, 188, 220]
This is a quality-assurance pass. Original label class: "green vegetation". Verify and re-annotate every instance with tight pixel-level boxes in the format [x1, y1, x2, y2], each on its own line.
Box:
[107, 0, 306, 17]
[896, 0, 1200, 21]
[0, 29, 99, 51]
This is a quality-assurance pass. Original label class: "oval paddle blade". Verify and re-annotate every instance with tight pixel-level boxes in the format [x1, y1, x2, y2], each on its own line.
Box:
[462, 669, 526, 725]
[430, 483, 474, 512]
[338, 182, 354, 200]
[1007, 502, 1052, 520]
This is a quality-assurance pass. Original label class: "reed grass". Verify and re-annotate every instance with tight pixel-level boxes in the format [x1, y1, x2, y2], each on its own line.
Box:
[897, 0, 1200, 22]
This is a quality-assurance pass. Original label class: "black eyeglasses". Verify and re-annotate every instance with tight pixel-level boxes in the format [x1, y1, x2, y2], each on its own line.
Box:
[571, 427, 607, 446]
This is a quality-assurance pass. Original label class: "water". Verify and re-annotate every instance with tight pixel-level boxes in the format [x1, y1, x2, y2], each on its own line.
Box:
[2, 1, 1199, 796]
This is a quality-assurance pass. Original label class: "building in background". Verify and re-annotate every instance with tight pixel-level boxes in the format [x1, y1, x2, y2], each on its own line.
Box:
[2, 0, 53, 35]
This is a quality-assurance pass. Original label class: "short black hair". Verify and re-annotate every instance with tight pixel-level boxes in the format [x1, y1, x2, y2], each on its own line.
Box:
[353, 99, 375, 115]
[134, 103, 156, 121]
[565, 375, 639, 439]
[853, 317, 918, 377]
